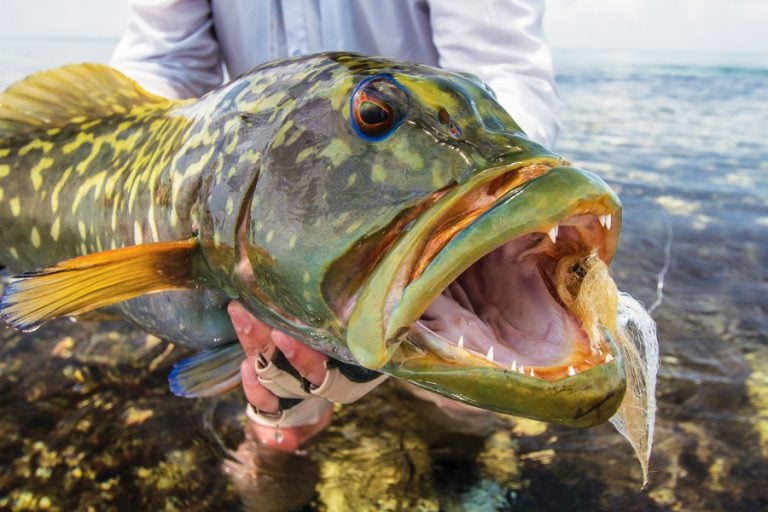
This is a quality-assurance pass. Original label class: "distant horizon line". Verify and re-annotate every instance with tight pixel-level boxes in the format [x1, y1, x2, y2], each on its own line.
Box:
[0, 34, 766, 58]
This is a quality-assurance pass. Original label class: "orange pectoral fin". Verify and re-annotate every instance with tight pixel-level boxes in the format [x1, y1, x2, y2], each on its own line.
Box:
[0, 239, 198, 332]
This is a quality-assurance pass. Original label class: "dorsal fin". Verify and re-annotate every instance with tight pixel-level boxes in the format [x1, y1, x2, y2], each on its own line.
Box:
[0, 63, 171, 139]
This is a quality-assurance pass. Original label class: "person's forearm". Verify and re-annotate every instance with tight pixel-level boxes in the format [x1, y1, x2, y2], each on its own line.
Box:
[428, 0, 562, 147]
[111, 0, 224, 99]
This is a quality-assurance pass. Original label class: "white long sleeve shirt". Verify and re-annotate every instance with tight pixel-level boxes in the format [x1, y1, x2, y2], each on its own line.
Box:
[111, 0, 561, 146]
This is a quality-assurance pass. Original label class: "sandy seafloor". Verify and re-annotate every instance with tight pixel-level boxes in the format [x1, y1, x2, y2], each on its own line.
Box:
[0, 39, 767, 511]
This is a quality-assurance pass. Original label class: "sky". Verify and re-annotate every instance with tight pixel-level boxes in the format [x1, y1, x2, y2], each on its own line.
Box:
[545, 0, 768, 53]
[0, 0, 767, 54]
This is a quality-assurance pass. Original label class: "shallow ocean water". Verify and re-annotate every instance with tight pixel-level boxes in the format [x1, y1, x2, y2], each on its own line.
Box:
[1, 40, 767, 510]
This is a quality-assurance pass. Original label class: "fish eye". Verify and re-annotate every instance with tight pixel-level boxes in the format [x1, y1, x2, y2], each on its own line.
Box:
[350, 75, 408, 141]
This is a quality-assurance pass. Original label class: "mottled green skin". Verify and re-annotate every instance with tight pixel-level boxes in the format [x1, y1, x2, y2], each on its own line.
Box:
[1, 53, 622, 422]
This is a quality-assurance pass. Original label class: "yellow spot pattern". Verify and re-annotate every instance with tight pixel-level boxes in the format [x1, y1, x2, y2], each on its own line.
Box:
[61, 132, 95, 154]
[296, 147, 315, 163]
[134, 221, 143, 244]
[9, 197, 20, 217]
[50, 167, 73, 213]
[18, 139, 54, 156]
[319, 138, 351, 167]
[71, 171, 107, 214]
[30, 226, 41, 248]
[50, 217, 61, 241]
[271, 119, 295, 149]
[371, 164, 387, 183]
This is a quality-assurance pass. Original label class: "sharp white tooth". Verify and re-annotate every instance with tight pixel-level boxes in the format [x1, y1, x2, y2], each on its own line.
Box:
[598, 214, 607, 228]
[547, 225, 559, 243]
[568, 366, 576, 376]
[529, 368, 535, 377]
[519, 365, 525, 374]
[486, 346, 494, 362]
[511, 360, 517, 372]
[606, 214, 612, 230]
[458, 335, 464, 349]
[605, 353, 615, 363]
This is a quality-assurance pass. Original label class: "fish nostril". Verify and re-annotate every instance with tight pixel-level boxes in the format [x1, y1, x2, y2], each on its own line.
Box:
[437, 108, 462, 139]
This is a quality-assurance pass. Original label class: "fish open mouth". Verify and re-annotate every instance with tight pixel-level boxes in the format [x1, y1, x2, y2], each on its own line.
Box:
[346, 162, 626, 426]
[411, 211, 616, 380]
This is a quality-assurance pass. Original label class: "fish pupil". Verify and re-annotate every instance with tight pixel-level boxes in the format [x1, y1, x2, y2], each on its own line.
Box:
[360, 101, 390, 125]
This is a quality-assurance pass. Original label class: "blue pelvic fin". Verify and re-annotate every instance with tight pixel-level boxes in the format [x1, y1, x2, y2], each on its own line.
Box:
[168, 342, 244, 398]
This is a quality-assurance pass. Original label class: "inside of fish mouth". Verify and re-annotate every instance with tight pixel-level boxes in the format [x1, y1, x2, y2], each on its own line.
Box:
[413, 213, 612, 379]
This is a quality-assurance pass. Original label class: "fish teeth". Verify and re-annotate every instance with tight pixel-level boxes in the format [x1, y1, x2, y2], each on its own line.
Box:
[529, 368, 535, 377]
[458, 335, 464, 349]
[605, 353, 615, 363]
[518, 365, 525, 375]
[486, 345, 494, 362]
[511, 360, 517, 372]
[599, 214, 613, 230]
[547, 225, 559, 243]
[567, 365, 576, 376]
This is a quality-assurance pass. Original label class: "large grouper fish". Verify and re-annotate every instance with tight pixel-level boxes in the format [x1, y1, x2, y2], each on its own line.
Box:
[0, 53, 656, 470]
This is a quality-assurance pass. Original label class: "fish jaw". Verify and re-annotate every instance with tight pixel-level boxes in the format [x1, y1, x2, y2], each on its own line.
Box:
[385, 331, 625, 428]
[346, 165, 625, 426]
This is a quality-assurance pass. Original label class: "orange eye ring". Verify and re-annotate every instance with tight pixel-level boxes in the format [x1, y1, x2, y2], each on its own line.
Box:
[354, 97, 394, 137]
[350, 75, 408, 141]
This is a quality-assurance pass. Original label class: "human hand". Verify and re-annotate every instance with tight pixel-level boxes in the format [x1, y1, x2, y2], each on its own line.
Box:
[228, 301, 333, 452]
